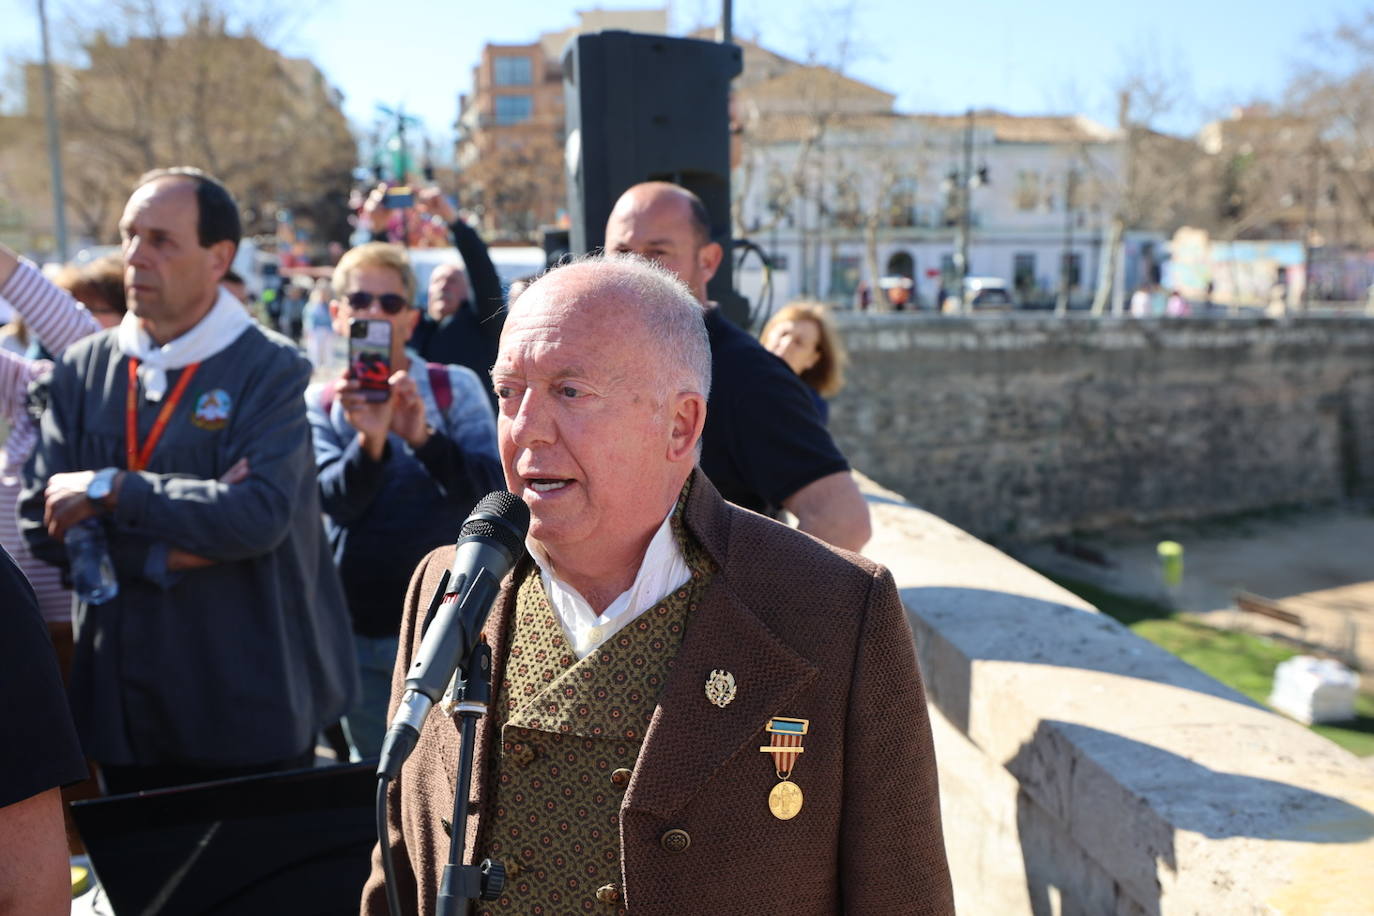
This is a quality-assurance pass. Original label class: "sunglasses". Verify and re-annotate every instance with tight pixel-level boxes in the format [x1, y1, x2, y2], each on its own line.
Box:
[346, 291, 409, 314]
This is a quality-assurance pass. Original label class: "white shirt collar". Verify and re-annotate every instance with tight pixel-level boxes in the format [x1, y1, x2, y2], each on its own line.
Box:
[527, 506, 691, 659]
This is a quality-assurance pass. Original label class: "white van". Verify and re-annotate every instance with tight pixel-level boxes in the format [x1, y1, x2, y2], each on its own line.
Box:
[407, 246, 546, 307]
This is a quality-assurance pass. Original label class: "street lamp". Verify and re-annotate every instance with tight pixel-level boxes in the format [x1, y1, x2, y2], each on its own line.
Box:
[37, 0, 68, 260]
[1057, 168, 1079, 315]
[942, 109, 988, 314]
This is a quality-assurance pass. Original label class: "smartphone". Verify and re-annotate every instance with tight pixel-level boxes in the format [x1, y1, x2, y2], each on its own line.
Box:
[348, 318, 392, 401]
[384, 185, 414, 209]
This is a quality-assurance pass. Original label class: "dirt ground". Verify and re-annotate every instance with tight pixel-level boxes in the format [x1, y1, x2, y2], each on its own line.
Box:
[1013, 506, 1374, 674]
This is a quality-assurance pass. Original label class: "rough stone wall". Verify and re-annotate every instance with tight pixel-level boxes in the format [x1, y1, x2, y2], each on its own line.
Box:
[829, 315, 1374, 539]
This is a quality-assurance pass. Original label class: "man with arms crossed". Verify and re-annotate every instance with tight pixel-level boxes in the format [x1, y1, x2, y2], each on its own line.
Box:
[21, 167, 356, 794]
[362, 256, 951, 914]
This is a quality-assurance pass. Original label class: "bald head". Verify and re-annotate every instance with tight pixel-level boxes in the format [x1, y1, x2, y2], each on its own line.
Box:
[604, 182, 722, 304]
[506, 255, 710, 403]
[493, 255, 710, 586]
[427, 262, 471, 321]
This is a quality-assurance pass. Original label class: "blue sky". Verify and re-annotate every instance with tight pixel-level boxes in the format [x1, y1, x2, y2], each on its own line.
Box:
[3, 0, 1368, 145]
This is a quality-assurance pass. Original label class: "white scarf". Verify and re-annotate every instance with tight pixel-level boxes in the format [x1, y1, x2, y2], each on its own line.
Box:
[117, 286, 252, 401]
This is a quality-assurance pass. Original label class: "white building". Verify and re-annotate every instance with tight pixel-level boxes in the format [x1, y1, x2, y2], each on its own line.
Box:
[732, 61, 1164, 310]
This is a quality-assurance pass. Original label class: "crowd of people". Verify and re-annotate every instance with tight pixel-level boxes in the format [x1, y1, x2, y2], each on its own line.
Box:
[2, 167, 952, 913]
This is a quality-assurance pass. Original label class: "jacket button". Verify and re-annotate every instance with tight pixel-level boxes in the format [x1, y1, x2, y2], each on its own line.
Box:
[610, 768, 632, 787]
[659, 828, 691, 853]
[509, 743, 537, 767]
[595, 883, 621, 904]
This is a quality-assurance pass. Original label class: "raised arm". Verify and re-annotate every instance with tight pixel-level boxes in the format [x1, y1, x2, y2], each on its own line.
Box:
[0, 245, 101, 357]
[413, 185, 505, 327]
[447, 217, 504, 328]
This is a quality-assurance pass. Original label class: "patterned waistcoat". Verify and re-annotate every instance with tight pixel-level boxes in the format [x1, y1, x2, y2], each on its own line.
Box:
[476, 501, 713, 915]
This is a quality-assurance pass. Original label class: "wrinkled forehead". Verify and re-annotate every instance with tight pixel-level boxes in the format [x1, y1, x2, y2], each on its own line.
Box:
[498, 277, 649, 366]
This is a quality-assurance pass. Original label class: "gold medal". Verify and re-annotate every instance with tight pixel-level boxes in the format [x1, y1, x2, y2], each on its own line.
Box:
[768, 779, 804, 819]
[760, 717, 809, 820]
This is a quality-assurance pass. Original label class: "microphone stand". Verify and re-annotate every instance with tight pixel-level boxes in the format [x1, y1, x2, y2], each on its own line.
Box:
[436, 632, 505, 914]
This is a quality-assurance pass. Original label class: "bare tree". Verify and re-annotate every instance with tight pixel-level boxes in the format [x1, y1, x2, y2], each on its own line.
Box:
[1283, 11, 1374, 245]
[461, 126, 565, 241]
[7, 0, 355, 248]
[1089, 53, 1203, 315]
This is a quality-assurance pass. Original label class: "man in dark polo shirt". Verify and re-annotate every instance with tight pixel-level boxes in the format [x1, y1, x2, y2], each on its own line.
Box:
[604, 181, 870, 552]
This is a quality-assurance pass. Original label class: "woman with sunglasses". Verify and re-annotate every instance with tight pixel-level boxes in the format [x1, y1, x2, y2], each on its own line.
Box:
[308, 241, 503, 761]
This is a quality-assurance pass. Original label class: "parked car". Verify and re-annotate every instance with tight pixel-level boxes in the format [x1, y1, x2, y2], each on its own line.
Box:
[963, 276, 1016, 310]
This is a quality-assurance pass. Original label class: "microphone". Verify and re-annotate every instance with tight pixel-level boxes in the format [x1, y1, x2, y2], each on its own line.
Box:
[377, 491, 530, 779]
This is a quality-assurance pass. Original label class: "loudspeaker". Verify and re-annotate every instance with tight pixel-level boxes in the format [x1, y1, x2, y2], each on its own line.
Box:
[540, 226, 570, 269]
[562, 31, 748, 324]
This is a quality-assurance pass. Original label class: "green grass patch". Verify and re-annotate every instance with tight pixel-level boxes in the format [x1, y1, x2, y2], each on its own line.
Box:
[1042, 572, 1374, 757]
[1038, 573, 1174, 626]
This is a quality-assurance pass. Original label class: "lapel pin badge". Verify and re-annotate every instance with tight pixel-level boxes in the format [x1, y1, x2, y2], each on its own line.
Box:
[760, 717, 808, 820]
[704, 669, 736, 708]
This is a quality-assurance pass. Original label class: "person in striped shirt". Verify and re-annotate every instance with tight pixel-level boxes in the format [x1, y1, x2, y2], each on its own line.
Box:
[0, 246, 119, 665]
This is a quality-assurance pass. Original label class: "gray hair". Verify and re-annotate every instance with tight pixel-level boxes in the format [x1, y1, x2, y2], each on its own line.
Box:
[516, 253, 712, 404]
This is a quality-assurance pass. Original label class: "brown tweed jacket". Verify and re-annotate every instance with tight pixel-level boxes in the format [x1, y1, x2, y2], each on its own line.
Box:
[361, 469, 954, 915]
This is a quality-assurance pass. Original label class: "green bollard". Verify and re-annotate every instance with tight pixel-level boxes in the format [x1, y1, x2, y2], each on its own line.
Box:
[1157, 541, 1184, 589]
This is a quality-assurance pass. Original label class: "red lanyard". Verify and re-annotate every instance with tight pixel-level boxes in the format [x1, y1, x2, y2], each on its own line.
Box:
[126, 358, 200, 472]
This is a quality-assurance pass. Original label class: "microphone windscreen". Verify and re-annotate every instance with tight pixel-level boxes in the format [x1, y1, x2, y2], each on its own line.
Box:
[460, 490, 531, 556]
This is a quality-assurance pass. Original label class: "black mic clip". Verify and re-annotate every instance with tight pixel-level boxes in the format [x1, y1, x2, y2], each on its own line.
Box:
[377, 566, 500, 780]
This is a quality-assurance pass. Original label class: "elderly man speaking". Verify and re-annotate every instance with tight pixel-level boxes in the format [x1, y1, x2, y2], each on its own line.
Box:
[363, 256, 953, 915]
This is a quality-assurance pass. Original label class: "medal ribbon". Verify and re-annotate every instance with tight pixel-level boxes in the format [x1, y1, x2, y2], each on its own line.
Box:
[760, 717, 809, 779]
[126, 358, 201, 472]
[772, 731, 802, 778]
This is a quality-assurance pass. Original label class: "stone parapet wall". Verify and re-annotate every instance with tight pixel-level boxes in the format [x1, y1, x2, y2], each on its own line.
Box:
[855, 473, 1374, 914]
[830, 315, 1374, 540]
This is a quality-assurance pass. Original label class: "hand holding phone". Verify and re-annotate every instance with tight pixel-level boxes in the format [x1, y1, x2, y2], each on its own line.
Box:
[384, 185, 414, 209]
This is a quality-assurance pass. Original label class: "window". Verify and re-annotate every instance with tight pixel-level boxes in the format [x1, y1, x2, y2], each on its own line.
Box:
[1064, 171, 1082, 211]
[493, 56, 532, 87]
[1015, 171, 1040, 211]
[832, 179, 861, 228]
[1014, 253, 1036, 296]
[829, 255, 861, 298]
[889, 178, 919, 227]
[494, 95, 532, 125]
[1060, 252, 1082, 289]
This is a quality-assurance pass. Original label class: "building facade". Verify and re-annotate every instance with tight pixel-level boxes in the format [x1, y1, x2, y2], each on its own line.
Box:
[456, 8, 668, 239]
[733, 78, 1162, 311]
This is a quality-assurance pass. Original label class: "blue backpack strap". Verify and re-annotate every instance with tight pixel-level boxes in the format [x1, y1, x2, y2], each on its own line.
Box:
[427, 362, 453, 415]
